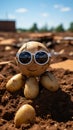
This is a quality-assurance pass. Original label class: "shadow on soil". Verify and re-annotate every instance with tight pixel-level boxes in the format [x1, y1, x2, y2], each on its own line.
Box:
[32, 87, 73, 122]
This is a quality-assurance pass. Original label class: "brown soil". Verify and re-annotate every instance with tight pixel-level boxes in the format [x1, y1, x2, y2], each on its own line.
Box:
[50, 59, 73, 71]
[0, 32, 73, 130]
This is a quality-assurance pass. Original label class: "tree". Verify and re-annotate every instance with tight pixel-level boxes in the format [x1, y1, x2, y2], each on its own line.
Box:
[29, 23, 39, 32]
[55, 24, 65, 32]
[68, 22, 73, 32]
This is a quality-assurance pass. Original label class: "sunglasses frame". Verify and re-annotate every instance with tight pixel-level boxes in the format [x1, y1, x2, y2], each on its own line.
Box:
[16, 50, 51, 65]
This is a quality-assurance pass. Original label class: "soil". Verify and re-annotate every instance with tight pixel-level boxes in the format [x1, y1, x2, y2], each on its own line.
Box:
[0, 32, 73, 130]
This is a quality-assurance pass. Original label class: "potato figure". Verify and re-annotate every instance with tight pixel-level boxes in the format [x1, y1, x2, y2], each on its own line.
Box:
[15, 41, 59, 94]
[6, 41, 59, 127]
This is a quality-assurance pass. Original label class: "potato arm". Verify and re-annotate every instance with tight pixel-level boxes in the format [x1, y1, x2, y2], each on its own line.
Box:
[40, 71, 59, 91]
[6, 73, 26, 92]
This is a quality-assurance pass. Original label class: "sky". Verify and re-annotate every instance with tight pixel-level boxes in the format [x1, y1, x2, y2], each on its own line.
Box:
[0, 0, 73, 29]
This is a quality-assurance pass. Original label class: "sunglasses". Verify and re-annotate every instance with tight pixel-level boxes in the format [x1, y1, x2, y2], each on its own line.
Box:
[16, 50, 51, 65]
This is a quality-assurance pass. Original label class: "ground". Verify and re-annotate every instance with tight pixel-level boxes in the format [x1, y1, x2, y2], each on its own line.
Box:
[0, 32, 73, 130]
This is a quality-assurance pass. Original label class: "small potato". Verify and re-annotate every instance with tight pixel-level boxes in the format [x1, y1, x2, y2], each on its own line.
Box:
[14, 104, 36, 127]
[24, 77, 39, 99]
[6, 73, 25, 92]
[40, 71, 59, 91]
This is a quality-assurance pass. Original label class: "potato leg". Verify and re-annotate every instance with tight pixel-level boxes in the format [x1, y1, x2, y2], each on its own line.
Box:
[24, 77, 39, 99]
[40, 71, 59, 91]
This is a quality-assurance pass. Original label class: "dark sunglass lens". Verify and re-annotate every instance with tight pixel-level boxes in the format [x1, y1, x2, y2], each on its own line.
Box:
[19, 52, 31, 64]
[35, 52, 48, 64]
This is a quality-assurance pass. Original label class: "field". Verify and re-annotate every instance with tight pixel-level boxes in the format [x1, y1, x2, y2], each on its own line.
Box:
[0, 32, 73, 130]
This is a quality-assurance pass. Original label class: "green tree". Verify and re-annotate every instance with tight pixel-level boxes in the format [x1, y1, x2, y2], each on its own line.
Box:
[68, 22, 73, 32]
[29, 23, 39, 32]
[55, 24, 65, 32]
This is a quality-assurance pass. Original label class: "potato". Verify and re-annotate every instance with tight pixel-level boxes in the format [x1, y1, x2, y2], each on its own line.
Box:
[16, 41, 50, 77]
[40, 71, 59, 91]
[6, 73, 25, 92]
[24, 77, 39, 99]
[14, 104, 36, 127]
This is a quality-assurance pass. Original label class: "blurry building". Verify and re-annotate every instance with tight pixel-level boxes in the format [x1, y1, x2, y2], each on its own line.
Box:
[0, 20, 16, 32]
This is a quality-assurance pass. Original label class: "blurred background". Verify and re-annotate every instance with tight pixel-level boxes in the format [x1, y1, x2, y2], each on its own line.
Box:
[0, 0, 73, 32]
